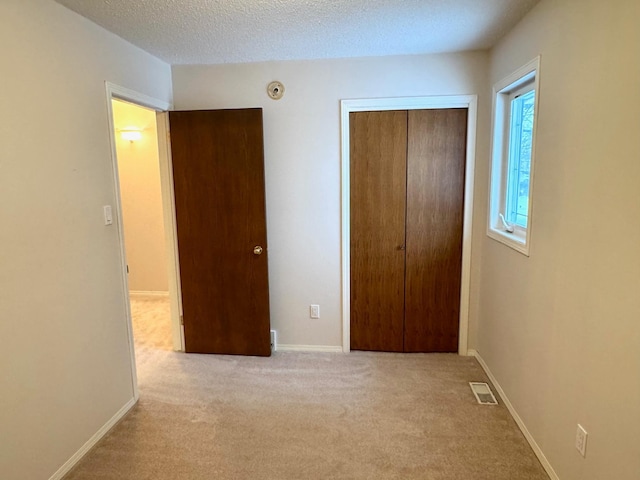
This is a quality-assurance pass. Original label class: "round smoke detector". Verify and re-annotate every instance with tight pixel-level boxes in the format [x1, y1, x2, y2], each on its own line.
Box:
[267, 81, 284, 100]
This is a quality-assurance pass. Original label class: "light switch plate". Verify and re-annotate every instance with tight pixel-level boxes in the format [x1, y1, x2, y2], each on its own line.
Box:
[103, 205, 113, 226]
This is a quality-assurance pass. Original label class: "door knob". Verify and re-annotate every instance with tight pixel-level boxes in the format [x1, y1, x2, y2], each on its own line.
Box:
[253, 246, 263, 255]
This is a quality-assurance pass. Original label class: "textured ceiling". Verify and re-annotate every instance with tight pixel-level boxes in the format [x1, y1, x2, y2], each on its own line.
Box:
[54, 0, 540, 65]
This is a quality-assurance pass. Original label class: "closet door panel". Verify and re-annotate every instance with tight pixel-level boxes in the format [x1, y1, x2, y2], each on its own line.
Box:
[350, 110, 407, 352]
[404, 109, 467, 352]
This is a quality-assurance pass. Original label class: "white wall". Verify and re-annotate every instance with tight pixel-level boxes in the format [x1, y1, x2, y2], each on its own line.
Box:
[113, 100, 169, 293]
[0, 1, 172, 478]
[477, 0, 640, 478]
[172, 52, 489, 349]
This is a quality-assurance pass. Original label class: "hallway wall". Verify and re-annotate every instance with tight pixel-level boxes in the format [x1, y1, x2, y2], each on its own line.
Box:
[113, 100, 169, 293]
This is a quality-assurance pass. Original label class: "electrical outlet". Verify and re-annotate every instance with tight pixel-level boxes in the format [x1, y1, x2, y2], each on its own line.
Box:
[310, 304, 320, 319]
[575, 424, 588, 457]
[270, 330, 277, 351]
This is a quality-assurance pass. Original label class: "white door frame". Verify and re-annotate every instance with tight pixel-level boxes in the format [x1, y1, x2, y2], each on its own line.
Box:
[105, 82, 183, 398]
[154, 112, 185, 353]
[340, 95, 477, 355]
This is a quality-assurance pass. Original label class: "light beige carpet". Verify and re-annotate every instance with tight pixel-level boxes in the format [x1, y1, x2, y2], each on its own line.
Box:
[64, 296, 549, 479]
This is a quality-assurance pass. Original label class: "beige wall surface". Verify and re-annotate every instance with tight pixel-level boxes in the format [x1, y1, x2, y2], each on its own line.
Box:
[478, 0, 640, 479]
[172, 52, 490, 349]
[112, 100, 168, 293]
[0, 0, 172, 478]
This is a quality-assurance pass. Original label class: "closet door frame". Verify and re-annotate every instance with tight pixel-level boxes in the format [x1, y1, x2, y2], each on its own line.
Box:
[340, 95, 478, 355]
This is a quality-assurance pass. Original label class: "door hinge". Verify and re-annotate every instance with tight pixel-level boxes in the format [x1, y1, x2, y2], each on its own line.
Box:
[180, 315, 184, 326]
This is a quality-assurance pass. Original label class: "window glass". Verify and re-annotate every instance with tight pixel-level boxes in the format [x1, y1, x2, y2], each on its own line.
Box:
[506, 89, 535, 228]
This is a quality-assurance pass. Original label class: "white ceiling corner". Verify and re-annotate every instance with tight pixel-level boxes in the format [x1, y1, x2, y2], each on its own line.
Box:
[53, 0, 540, 65]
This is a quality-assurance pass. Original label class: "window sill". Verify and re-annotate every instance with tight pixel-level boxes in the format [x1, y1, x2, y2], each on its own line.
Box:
[487, 227, 530, 256]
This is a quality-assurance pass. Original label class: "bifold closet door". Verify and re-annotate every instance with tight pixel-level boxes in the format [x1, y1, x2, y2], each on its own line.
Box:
[404, 109, 467, 352]
[350, 108, 467, 353]
[350, 110, 407, 352]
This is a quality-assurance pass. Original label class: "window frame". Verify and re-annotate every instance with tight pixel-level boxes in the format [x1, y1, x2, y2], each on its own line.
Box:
[487, 57, 541, 256]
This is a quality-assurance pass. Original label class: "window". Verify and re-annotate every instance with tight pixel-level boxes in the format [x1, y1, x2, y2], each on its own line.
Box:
[488, 57, 540, 256]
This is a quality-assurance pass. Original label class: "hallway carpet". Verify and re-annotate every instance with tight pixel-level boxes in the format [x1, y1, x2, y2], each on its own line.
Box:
[64, 296, 549, 479]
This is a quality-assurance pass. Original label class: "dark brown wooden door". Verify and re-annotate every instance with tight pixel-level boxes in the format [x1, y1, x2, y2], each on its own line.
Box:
[350, 111, 407, 352]
[169, 108, 271, 356]
[350, 108, 467, 353]
[404, 109, 467, 352]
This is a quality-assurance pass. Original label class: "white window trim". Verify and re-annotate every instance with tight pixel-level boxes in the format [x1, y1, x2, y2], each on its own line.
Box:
[487, 56, 541, 256]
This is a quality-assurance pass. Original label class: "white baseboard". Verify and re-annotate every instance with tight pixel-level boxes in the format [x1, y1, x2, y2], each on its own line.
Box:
[469, 350, 559, 480]
[129, 290, 169, 298]
[277, 344, 344, 353]
[49, 397, 137, 480]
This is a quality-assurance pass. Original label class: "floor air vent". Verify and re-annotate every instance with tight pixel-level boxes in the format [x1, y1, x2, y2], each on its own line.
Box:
[469, 382, 498, 405]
